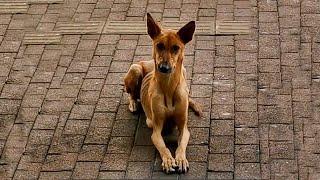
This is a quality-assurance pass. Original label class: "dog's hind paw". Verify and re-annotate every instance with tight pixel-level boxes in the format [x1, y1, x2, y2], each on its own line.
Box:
[128, 97, 138, 112]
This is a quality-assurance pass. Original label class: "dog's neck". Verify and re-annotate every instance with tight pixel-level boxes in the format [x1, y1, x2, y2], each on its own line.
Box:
[153, 59, 184, 108]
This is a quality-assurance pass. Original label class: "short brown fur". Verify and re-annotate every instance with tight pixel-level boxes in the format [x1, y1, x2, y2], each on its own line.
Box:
[124, 13, 201, 173]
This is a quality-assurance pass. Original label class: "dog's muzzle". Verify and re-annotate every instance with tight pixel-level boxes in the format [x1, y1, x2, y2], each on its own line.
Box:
[158, 63, 172, 74]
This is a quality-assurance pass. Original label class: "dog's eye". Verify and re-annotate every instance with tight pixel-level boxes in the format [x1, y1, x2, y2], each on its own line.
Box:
[157, 43, 165, 51]
[172, 45, 180, 53]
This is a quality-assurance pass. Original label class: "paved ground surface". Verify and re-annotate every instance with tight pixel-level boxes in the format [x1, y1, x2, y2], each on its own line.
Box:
[1, 0, 320, 179]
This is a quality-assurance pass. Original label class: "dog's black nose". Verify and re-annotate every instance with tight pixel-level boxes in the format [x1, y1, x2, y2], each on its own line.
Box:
[158, 63, 172, 73]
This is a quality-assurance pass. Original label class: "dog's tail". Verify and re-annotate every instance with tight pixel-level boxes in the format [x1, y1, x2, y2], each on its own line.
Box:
[189, 98, 203, 117]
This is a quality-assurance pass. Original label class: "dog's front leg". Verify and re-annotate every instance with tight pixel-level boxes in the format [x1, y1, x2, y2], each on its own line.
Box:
[175, 121, 190, 173]
[151, 127, 177, 173]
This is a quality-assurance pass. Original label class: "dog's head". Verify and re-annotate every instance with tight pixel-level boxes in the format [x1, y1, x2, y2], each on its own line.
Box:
[147, 13, 195, 74]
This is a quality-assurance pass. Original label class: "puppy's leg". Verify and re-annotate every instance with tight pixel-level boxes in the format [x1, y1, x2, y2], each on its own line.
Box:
[175, 120, 190, 173]
[124, 64, 143, 112]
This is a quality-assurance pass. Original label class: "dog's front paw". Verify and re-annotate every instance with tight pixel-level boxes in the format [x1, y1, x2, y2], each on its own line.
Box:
[175, 154, 189, 173]
[161, 155, 177, 174]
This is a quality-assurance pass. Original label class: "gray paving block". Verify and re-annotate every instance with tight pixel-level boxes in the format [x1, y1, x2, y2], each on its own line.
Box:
[103, 20, 250, 35]
[55, 21, 105, 35]
[0, 1, 28, 14]
[23, 32, 61, 44]
[27, 0, 64, 4]
[103, 21, 215, 35]
[216, 20, 251, 35]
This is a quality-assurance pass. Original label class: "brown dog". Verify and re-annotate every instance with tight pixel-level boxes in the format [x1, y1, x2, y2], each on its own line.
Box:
[124, 13, 201, 173]
[124, 60, 201, 116]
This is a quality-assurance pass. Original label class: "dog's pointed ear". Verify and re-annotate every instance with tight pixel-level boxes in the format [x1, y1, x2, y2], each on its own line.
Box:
[147, 13, 161, 40]
[177, 21, 196, 44]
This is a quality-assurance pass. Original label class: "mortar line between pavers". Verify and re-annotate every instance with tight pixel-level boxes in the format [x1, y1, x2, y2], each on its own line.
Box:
[39, 0, 83, 177]
[233, 2, 236, 179]
[94, 37, 122, 180]
[257, 1, 263, 178]
[256, 0, 263, 178]
[10, 5, 55, 177]
[296, 0, 302, 178]
[33, 3, 69, 178]
[1, 13, 25, 179]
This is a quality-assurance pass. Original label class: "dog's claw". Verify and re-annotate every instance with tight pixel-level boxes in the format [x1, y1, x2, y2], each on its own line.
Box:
[161, 156, 177, 174]
[175, 156, 189, 174]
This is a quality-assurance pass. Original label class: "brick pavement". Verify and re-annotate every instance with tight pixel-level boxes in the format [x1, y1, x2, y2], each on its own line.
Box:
[0, 0, 320, 179]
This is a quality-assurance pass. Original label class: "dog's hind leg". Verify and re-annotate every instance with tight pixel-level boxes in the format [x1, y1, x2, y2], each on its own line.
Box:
[124, 64, 143, 112]
[188, 98, 203, 117]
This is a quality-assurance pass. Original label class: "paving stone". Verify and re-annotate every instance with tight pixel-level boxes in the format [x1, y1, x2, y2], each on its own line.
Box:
[211, 104, 234, 120]
[235, 145, 260, 163]
[134, 126, 153, 146]
[214, 68, 235, 80]
[77, 90, 100, 105]
[151, 171, 179, 179]
[72, 162, 100, 179]
[180, 162, 207, 179]
[101, 153, 129, 171]
[63, 120, 90, 135]
[109, 61, 131, 72]
[50, 133, 84, 152]
[96, 98, 120, 112]
[188, 111, 210, 128]
[105, 72, 126, 84]
[189, 127, 209, 145]
[259, 35, 280, 58]
[235, 98, 257, 112]
[98, 171, 125, 179]
[235, 128, 259, 145]
[235, 163, 261, 179]
[126, 162, 153, 179]
[28, 130, 54, 145]
[107, 137, 133, 154]
[21, 95, 45, 108]
[258, 106, 292, 124]
[78, 144, 105, 161]
[101, 84, 123, 98]
[210, 136, 234, 154]
[208, 172, 234, 180]
[0, 41, 21, 52]
[211, 120, 234, 136]
[212, 92, 234, 105]
[235, 111, 258, 127]
[269, 124, 293, 141]
[13, 170, 40, 180]
[42, 153, 77, 171]
[33, 115, 59, 130]
[111, 118, 138, 136]
[84, 127, 111, 144]
[208, 154, 234, 171]
[129, 146, 155, 161]
[39, 171, 72, 180]
[1, 84, 27, 99]
[0, 0, 318, 178]
[269, 141, 295, 159]
[69, 105, 95, 119]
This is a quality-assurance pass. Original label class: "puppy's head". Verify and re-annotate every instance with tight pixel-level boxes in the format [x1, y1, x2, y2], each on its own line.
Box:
[146, 13, 195, 74]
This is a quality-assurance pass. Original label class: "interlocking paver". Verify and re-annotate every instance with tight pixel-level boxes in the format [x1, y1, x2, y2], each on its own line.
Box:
[0, 0, 319, 179]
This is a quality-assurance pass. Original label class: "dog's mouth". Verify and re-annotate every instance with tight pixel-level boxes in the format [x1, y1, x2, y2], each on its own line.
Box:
[157, 63, 172, 74]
